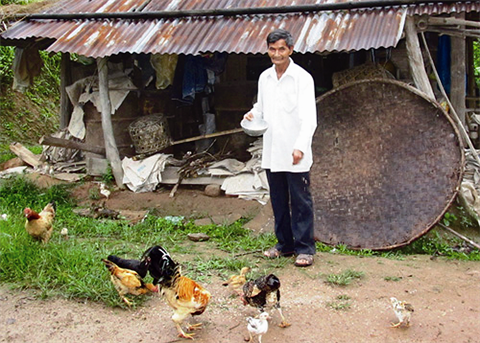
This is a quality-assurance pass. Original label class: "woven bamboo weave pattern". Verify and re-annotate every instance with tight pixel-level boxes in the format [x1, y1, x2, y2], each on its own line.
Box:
[311, 79, 464, 250]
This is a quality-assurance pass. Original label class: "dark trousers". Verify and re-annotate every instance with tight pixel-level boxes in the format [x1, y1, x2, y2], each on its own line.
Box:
[266, 170, 316, 255]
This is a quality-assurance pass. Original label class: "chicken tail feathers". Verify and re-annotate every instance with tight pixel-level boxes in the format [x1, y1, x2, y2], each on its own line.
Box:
[102, 258, 117, 274]
[43, 201, 56, 216]
[107, 255, 121, 264]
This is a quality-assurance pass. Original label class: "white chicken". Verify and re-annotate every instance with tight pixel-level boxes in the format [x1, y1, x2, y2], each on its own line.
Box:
[390, 297, 414, 328]
[246, 312, 269, 343]
[60, 227, 69, 240]
[100, 183, 111, 199]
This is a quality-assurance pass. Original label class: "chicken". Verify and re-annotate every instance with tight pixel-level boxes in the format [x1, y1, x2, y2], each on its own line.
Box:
[102, 258, 157, 306]
[107, 254, 151, 279]
[100, 183, 111, 199]
[60, 227, 69, 240]
[142, 245, 174, 285]
[390, 297, 414, 328]
[246, 312, 269, 343]
[24, 201, 56, 243]
[144, 245, 211, 340]
[242, 274, 290, 328]
[223, 267, 251, 296]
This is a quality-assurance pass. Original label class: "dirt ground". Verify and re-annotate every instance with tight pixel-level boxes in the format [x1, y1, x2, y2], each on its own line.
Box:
[1, 181, 480, 343]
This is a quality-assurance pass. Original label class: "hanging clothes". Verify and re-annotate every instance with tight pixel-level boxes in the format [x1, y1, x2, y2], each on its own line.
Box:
[436, 35, 451, 95]
[12, 47, 43, 93]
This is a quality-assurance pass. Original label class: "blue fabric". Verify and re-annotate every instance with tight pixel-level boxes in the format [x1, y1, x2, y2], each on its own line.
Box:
[266, 170, 316, 255]
[437, 35, 451, 95]
[182, 55, 208, 104]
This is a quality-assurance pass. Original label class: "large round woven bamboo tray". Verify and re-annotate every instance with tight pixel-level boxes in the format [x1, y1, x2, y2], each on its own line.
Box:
[311, 79, 464, 250]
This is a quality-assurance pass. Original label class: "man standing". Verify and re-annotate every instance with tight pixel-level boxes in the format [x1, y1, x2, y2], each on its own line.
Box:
[244, 29, 317, 267]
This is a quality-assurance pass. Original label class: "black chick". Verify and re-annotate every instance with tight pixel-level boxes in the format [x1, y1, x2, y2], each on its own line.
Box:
[142, 245, 176, 285]
[107, 255, 151, 279]
[242, 274, 290, 328]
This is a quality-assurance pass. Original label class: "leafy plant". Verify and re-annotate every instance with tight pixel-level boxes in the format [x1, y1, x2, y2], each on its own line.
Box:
[102, 165, 115, 185]
[442, 212, 457, 226]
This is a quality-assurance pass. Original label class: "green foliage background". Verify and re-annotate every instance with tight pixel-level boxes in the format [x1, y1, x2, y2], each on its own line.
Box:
[0, 45, 60, 156]
[0, 0, 34, 5]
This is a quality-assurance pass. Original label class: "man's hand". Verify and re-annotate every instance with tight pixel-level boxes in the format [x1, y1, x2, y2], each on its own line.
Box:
[244, 112, 254, 121]
[292, 149, 303, 165]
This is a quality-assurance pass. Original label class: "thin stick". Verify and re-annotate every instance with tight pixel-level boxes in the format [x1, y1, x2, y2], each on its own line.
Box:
[228, 322, 241, 331]
[233, 250, 263, 257]
[437, 222, 480, 250]
[419, 32, 480, 167]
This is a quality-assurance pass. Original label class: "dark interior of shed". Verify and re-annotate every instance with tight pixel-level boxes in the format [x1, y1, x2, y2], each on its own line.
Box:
[68, 48, 394, 161]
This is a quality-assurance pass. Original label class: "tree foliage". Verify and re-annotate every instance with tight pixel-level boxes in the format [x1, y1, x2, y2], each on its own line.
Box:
[474, 39, 480, 89]
[0, 0, 33, 5]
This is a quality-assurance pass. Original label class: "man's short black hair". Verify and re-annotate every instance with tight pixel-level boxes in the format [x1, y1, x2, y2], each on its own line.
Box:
[266, 29, 294, 48]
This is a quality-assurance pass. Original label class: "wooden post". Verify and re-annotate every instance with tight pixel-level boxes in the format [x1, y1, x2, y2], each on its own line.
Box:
[59, 53, 72, 129]
[97, 57, 124, 188]
[404, 16, 435, 99]
[450, 13, 467, 126]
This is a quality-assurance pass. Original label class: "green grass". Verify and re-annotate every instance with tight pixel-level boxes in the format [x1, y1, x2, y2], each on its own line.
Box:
[0, 175, 279, 307]
[0, 175, 479, 308]
[326, 294, 352, 311]
[384, 276, 402, 282]
[325, 269, 365, 286]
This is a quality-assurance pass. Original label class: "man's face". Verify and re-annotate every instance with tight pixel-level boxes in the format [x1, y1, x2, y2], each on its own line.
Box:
[267, 39, 293, 69]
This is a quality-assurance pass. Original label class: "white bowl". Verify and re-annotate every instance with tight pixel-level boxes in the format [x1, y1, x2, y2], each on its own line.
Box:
[241, 118, 268, 137]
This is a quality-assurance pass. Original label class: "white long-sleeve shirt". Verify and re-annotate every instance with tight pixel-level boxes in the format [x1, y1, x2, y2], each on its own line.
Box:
[250, 59, 317, 172]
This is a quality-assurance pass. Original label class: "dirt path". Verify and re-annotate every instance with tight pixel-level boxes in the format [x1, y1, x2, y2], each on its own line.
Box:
[1, 253, 479, 343]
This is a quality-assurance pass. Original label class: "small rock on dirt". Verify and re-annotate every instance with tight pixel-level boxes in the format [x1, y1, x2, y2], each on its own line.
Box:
[187, 233, 210, 242]
[204, 184, 222, 197]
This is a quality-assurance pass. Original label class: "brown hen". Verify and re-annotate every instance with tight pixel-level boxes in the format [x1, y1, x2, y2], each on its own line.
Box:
[102, 259, 157, 306]
[24, 201, 56, 243]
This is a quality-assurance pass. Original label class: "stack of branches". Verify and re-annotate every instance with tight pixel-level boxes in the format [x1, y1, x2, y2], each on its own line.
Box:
[169, 150, 232, 197]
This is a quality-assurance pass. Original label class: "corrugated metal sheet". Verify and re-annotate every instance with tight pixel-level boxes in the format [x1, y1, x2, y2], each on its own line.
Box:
[1, 0, 479, 57]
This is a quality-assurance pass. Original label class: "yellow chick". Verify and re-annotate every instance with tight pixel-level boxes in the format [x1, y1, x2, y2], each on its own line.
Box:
[222, 266, 250, 296]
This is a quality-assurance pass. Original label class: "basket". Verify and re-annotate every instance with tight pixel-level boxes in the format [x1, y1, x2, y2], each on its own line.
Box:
[332, 63, 395, 89]
[128, 114, 171, 154]
[311, 79, 464, 250]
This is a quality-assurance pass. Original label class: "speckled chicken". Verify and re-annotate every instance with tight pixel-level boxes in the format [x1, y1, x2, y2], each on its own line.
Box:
[390, 297, 414, 328]
[223, 267, 250, 296]
[102, 259, 157, 306]
[242, 274, 290, 328]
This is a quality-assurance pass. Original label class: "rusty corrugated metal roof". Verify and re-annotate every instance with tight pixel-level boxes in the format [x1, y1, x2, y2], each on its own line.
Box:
[1, 0, 479, 57]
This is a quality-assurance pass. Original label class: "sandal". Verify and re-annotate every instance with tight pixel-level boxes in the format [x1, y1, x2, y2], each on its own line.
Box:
[263, 247, 294, 259]
[294, 254, 314, 267]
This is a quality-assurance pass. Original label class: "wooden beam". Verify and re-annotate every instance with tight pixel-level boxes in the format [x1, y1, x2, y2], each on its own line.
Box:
[404, 16, 435, 99]
[9, 142, 42, 168]
[59, 53, 72, 129]
[428, 16, 480, 29]
[39, 135, 106, 155]
[97, 58, 124, 188]
[450, 13, 467, 126]
[425, 27, 480, 39]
